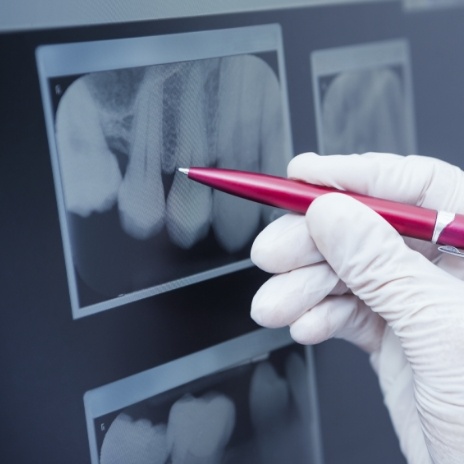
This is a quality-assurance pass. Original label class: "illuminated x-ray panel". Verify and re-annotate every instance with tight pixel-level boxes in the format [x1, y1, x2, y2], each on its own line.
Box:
[311, 39, 416, 156]
[84, 329, 323, 464]
[36, 25, 293, 318]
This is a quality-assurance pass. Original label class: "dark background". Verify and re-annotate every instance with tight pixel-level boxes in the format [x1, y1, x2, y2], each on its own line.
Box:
[1, 2, 464, 462]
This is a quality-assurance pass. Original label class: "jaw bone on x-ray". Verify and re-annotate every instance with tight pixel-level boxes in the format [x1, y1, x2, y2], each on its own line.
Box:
[54, 53, 287, 310]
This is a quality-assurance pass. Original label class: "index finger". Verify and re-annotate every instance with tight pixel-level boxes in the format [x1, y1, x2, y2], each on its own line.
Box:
[288, 152, 464, 213]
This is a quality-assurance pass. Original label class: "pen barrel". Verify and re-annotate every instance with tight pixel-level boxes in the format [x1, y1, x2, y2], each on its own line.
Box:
[186, 167, 440, 241]
[349, 194, 437, 241]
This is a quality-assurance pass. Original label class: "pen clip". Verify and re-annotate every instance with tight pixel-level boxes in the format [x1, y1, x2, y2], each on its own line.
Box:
[437, 245, 464, 258]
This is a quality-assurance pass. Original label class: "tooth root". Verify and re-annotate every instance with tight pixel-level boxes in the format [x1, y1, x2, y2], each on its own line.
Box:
[161, 66, 183, 175]
[118, 68, 165, 240]
[212, 55, 269, 253]
[55, 77, 122, 217]
[166, 62, 212, 249]
[167, 393, 236, 464]
[202, 58, 221, 167]
[100, 413, 169, 464]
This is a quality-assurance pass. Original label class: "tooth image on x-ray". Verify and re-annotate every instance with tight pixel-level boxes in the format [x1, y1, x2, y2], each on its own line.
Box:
[320, 68, 408, 155]
[166, 62, 213, 249]
[166, 392, 236, 464]
[99, 413, 169, 464]
[213, 55, 281, 252]
[118, 67, 166, 240]
[249, 355, 315, 464]
[55, 77, 123, 217]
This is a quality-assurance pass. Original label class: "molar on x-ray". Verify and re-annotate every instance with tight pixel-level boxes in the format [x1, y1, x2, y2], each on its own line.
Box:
[53, 52, 288, 307]
[100, 414, 169, 464]
[167, 393, 236, 464]
[97, 351, 313, 464]
[55, 77, 123, 217]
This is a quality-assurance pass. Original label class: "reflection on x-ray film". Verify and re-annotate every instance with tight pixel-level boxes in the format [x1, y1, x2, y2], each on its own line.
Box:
[403, 0, 464, 11]
[84, 329, 322, 464]
[36, 26, 292, 318]
[311, 39, 416, 156]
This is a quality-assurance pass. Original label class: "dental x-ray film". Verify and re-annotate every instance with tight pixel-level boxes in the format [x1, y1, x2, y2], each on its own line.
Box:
[84, 328, 323, 464]
[311, 39, 416, 156]
[36, 25, 293, 318]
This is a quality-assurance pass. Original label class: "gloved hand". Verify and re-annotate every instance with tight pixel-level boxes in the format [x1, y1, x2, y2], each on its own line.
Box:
[250, 152, 464, 464]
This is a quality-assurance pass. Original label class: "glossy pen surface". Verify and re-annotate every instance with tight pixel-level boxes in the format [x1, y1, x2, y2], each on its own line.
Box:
[179, 167, 464, 248]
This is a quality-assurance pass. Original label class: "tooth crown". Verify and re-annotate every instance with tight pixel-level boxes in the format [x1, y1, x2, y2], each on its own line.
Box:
[100, 413, 169, 464]
[167, 393, 236, 464]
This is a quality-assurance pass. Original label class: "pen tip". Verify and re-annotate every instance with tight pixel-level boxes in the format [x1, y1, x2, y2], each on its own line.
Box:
[178, 167, 189, 175]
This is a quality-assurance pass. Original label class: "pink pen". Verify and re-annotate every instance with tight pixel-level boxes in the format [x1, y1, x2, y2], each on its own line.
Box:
[178, 167, 464, 256]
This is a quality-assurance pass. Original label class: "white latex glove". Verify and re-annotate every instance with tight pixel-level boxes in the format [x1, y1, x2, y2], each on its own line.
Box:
[250, 152, 464, 464]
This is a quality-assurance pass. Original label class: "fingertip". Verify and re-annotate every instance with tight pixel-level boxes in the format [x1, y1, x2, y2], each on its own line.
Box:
[251, 213, 323, 273]
[289, 319, 322, 345]
[287, 152, 319, 178]
[305, 193, 354, 247]
[251, 263, 340, 329]
[250, 233, 273, 271]
[250, 283, 283, 329]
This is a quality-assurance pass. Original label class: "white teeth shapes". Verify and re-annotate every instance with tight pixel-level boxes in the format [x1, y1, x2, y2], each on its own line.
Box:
[166, 62, 212, 249]
[118, 67, 166, 240]
[249, 361, 290, 430]
[55, 77, 122, 217]
[100, 413, 169, 464]
[321, 68, 407, 155]
[213, 55, 271, 253]
[167, 392, 236, 464]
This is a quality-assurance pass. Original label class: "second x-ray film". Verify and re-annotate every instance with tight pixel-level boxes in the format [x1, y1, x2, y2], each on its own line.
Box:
[311, 39, 416, 156]
[84, 328, 323, 464]
[36, 25, 293, 318]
